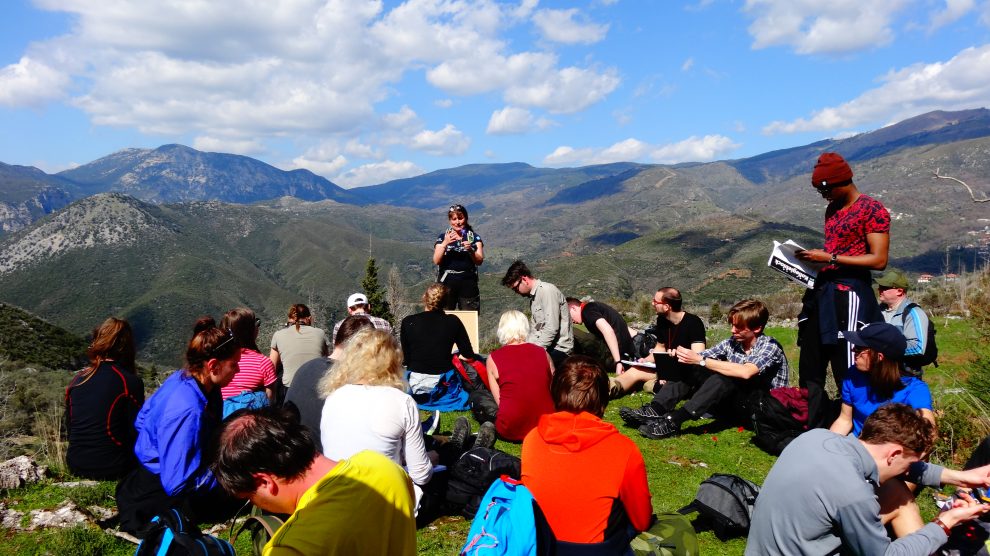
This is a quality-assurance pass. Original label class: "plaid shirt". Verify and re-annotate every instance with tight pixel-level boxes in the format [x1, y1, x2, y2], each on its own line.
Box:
[701, 334, 789, 389]
[332, 314, 393, 345]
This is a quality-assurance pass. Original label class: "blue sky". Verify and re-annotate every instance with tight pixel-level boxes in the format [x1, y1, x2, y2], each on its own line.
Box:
[2, 0, 990, 187]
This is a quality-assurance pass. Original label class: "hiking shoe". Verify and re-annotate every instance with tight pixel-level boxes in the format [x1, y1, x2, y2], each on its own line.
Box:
[638, 416, 680, 440]
[421, 410, 441, 436]
[449, 416, 470, 452]
[619, 404, 665, 427]
[474, 421, 497, 449]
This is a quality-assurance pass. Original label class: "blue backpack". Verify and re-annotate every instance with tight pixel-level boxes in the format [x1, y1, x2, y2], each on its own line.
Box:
[134, 508, 235, 556]
[222, 390, 269, 419]
[460, 477, 548, 556]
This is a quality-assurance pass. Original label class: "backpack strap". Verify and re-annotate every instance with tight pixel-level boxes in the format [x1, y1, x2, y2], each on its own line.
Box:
[900, 303, 920, 326]
[233, 513, 286, 556]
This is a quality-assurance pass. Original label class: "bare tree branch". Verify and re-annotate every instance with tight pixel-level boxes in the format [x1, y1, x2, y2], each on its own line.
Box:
[932, 168, 990, 203]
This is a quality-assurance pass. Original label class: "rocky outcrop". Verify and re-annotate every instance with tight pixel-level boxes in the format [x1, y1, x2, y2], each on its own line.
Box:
[0, 455, 46, 489]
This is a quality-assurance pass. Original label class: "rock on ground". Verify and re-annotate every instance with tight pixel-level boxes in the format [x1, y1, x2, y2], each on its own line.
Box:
[0, 455, 46, 489]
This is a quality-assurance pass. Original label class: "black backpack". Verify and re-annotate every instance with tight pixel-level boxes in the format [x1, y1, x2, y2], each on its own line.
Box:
[446, 446, 522, 518]
[632, 328, 659, 359]
[677, 474, 760, 539]
[135, 508, 236, 556]
[902, 303, 938, 369]
[751, 390, 806, 456]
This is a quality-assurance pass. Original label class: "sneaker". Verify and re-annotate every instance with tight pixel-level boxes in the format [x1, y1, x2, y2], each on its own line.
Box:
[421, 410, 441, 435]
[619, 404, 665, 427]
[474, 421, 497, 449]
[449, 416, 470, 452]
[638, 416, 680, 440]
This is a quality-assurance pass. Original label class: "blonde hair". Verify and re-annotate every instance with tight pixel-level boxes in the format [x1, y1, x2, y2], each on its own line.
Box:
[319, 329, 406, 396]
[422, 283, 449, 312]
[497, 310, 530, 345]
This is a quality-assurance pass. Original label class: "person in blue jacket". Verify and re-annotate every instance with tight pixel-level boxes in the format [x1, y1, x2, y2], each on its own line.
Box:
[115, 316, 241, 536]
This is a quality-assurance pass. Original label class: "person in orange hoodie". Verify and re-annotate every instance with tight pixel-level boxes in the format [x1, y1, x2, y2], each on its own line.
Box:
[521, 355, 653, 551]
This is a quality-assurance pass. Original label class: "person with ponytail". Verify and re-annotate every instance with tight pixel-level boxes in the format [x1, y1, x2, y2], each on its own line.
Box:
[116, 316, 241, 536]
[400, 283, 476, 412]
[220, 307, 277, 417]
[65, 317, 144, 480]
[270, 303, 330, 395]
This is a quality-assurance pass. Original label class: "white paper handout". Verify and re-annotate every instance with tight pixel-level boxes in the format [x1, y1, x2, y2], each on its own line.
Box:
[767, 240, 826, 289]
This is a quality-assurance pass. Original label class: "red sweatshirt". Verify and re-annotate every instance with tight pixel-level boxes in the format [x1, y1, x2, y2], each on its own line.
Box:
[521, 411, 652, 543]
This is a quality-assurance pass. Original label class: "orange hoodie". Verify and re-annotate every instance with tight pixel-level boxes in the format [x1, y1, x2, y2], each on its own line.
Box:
[521, 411, 653, 543]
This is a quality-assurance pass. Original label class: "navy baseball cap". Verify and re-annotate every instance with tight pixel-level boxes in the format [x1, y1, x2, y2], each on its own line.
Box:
[843, 323, 906, 360]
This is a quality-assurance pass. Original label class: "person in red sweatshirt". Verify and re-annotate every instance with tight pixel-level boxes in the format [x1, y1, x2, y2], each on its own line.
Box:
[521, 355, 653, 550]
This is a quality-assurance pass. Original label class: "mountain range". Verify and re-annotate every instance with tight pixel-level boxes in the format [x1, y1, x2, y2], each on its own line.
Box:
[1, 108, 988, 364]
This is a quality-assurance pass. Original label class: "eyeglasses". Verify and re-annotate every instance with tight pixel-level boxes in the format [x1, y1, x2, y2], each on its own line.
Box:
[209, 330, 237, 357]
[254, 318, 261, 328]
[651, 299, 665, 306]
[852, 345, 870, 354]
[509, 279, 523, 293]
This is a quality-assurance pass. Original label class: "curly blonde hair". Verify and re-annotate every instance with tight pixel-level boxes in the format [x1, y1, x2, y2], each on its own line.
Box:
[422, 282, 449, 312]
[319, 329, 406, 396]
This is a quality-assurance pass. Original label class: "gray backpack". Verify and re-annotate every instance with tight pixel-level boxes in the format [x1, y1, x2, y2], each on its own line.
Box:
[677, 474, 760, 539]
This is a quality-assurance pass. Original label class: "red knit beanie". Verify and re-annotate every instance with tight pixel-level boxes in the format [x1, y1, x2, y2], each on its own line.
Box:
[811, 152, 853, 188]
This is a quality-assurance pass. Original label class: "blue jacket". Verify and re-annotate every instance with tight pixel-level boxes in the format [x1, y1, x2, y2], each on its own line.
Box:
[133, 370, 221, 496]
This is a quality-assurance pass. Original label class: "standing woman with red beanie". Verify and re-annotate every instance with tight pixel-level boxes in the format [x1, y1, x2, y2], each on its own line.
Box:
[795, 152, 890, 429]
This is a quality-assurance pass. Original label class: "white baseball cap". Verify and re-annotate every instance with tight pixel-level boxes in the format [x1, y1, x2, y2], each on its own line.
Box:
[347, 293, 368, 308]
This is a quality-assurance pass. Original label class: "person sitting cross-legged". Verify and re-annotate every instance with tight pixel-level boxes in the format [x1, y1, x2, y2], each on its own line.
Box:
[621, 299, 789, 439]
[211, 406, 416, 556]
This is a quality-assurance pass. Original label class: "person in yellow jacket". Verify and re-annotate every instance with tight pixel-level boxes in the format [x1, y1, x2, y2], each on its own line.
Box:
[211, 406, 416, 556]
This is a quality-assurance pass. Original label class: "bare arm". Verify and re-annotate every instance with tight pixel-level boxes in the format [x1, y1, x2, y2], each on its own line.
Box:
[264, 385, 275, 403]
[674, 346, 759, 379]
[830, 403, 854, 435]
[796, 232, 889, 270]
[594, 318, 625, 374]
[432, 229, 458, 265]
[487, 356, 501, 405]
[471, 242, 484, 266]
[690, 341, 706, 352]
[269, 348, 280, 370]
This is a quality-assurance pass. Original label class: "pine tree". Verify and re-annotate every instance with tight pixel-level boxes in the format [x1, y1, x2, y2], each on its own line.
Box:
[709, 301, 723, 324]
[361, 257, 395, 325]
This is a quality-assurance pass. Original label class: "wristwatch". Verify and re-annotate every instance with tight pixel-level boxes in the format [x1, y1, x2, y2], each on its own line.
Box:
[829, 253, 838, 264]
[699, 357, 707, 368]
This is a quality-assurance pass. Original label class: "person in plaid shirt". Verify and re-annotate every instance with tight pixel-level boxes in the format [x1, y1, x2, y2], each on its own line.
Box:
[629, 299, 789, 440]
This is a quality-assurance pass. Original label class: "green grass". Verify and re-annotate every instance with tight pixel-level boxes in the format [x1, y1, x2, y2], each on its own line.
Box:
[0, 320, 984, 555]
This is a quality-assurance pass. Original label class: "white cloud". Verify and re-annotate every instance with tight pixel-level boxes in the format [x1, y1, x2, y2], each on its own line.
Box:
[486, 106, 554, 134]
[292, 154, 349, 177]
[434, 98, 453, 108]
[9, 0, 619, 166]
[651, 135, 741, 163]
[335, 160, 424, 188]
[763, 43, 990, 134]
[193, 136, 265, 155]
[543, 135, 740, 166]
[410, 124, 471, 156]
[681, 57, 695, 71]
[0, 56, 70, 107]
[928, 0, 976, 32]
[532, 8, 609, 45]
[744, 0, 907, 55]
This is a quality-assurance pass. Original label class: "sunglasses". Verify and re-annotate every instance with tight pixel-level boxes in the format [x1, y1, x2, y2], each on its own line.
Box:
[449, 204, 466, 213]
[209, 330, 237, 357]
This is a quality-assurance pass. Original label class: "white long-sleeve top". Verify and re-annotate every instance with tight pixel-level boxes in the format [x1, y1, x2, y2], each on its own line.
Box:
[320, 384, 433, 487]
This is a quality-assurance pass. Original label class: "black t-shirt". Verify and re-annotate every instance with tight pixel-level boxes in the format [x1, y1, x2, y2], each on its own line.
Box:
[581, 302, 634, 358]
[400, 310, 475, 373]
[65, 362, 145, 480]
[284, 357, 333, 453]
[654, 312, 707, 350]
[435, 227, 483, 279]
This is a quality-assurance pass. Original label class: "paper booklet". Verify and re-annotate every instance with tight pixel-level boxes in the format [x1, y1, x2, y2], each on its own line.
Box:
[767, 239, 826, 289]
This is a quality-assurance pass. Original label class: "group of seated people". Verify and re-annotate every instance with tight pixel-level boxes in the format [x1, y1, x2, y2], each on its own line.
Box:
[61, 270, 989, 555]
